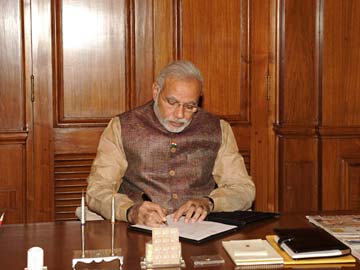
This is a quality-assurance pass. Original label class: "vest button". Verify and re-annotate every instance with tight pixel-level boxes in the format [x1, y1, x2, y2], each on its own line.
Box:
[169, 170, 176, 176]
[172, 193, 178, 199]
[170, 147, 176, 153]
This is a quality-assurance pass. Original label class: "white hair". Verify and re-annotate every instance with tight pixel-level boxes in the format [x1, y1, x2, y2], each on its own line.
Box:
[155, 60, 204, 95]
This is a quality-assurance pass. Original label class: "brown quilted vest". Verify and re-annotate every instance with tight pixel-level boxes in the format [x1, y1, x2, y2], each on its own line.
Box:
[118, 101, 221, 212]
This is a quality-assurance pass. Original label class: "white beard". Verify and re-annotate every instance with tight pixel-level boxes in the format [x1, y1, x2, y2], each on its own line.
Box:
[153, 96, 191, 133]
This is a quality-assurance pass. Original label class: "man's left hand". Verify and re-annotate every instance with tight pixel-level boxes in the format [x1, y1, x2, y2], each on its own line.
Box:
[172, 198, 212, 223]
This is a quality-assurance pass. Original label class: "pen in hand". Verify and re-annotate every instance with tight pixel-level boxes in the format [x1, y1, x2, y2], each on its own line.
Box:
[141, 193, 168, 226]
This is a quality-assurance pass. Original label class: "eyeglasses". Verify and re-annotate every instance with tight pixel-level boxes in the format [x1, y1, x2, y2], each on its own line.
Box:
[162, 96, 198, 113]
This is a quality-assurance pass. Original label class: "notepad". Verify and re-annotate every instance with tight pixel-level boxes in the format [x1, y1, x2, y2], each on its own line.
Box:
[222, 239, 284, 266]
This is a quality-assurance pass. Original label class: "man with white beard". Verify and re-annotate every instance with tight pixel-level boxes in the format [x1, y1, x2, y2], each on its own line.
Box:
[86, 60, 255, 227]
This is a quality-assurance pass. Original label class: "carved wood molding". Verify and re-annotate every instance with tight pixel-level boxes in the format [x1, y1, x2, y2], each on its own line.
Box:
[273, 124, 318, 136]
[0, 132, 28, 142]
[320, 126, 360, 137]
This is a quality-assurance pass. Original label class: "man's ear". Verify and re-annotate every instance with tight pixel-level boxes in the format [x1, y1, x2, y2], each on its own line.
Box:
[152, 83, 159, 101]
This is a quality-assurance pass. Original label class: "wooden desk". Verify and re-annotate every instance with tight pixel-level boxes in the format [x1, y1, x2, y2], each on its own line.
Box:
[0, 213, 358, 269]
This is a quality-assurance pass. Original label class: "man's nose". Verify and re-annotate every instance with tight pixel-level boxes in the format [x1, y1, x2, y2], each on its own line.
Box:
[174, 104, 185, 119]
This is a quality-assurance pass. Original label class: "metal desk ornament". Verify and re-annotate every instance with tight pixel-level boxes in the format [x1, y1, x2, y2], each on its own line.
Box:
[72, 192, 123, 270]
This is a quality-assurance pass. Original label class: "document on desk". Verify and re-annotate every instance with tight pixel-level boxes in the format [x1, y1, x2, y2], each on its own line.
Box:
[222, 239, 284, 266]
[129, 215, 238, 244]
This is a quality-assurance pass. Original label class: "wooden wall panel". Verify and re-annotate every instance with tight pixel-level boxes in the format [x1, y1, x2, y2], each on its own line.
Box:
[322, 139, 360, 210]
[0, 1, 31, 224]
[180, 0, 249, 122]
[279, 0, 318, 125]
[30, 0, 54, 222]
[55, 0, 127, 125]
[132, 0, 177, 107]
[0, 1, 25, 130]
[251, 0, 276, 210]
[341, 156, 360, 210]
[320, 0, 360, 211]
[179, 0, 252, 187]
[279, 138, 318, 212]
[0, 142, 26, 223]
[276, 0, 320, 212]
[322, 0, 360, 126]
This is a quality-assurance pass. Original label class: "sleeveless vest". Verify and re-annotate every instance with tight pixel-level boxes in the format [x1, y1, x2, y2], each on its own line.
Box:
[118, 101, 221, 212]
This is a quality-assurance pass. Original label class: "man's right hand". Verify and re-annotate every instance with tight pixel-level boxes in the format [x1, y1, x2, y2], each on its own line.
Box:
[127, 201, 167, 227]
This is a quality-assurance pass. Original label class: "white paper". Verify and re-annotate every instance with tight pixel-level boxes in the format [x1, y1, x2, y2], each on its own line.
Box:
[230, 239, 268, 256]
[131, 215, 237, 242]
[222, 240, 283, 266]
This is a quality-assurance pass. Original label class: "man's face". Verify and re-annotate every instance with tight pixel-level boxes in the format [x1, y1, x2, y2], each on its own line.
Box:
[153, 76, 201, 133]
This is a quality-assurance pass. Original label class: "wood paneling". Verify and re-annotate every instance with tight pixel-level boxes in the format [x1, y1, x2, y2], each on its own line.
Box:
[2, 0, 274, 223]
[322, 0, 360, 126]
[7, 0, 360, 223]
[0, 0, 31, 224]
[276, 0, 320, 211]
[179, 1, 256, 202]
[0, 0, 25, 130]
[322, 139, 360, 210]
[319, 0, 360, 210]
[279, 0, 318, 125]
[341, 156, 360, 210]
[54, 0, 127, 125]
[251, 0, 276, 210]
[54, 153, 95, 221]
[180, 0, 249, 122]
[279, 138, 318, 212]
[0, 143, 26, 223]
[30, 0, 54, 222]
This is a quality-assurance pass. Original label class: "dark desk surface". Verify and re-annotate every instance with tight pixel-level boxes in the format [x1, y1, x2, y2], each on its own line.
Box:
[0, 212, 358, 270]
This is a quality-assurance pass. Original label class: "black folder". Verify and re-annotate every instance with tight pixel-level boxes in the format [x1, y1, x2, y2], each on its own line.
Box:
[274, 227, 350, 259]
[206, 210, 280, 227]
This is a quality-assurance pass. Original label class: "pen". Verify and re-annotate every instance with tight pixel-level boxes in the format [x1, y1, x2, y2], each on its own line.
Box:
[0, 212, 4, 226]
[141, 193, 168, 226]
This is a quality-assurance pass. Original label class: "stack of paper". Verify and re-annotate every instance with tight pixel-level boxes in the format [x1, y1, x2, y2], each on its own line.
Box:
[222, 239, 283, 266]
[306, 215, 360, 260]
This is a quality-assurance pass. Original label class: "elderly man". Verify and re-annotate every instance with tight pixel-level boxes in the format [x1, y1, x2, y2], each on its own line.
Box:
[86, 60, 255, 227]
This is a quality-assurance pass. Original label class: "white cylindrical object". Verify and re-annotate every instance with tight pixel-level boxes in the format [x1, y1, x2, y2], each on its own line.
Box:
[27, 247, 44, 270]
[111, 195, 115, 223]
[81, 193, 85, 224]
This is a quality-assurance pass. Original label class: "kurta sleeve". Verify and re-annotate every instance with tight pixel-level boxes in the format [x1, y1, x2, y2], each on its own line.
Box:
[209, 119, 255, 211]
[86, 117, 134, 221]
